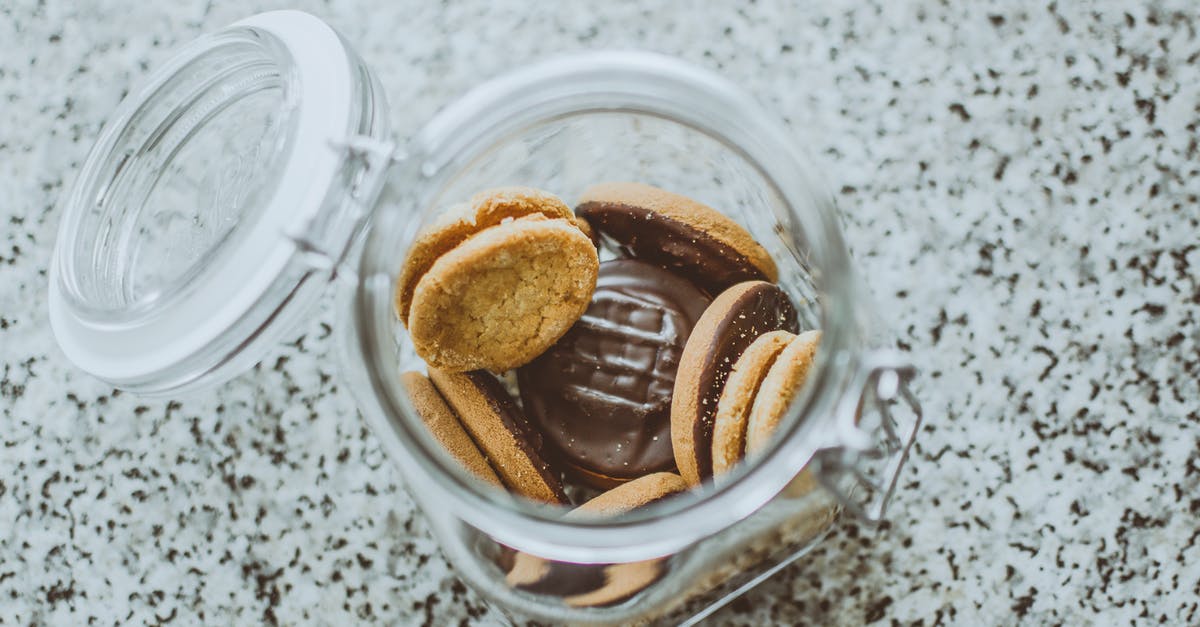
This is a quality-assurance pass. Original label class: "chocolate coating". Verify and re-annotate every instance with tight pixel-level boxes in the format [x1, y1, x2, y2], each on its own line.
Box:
[508, 556, 607, 598]
[518, 260, 710, 483]
[505, 554, 662, 608]
[467, 371, 569, 504]
[689, 282, 799, 480]
[576, 201, 768, 296]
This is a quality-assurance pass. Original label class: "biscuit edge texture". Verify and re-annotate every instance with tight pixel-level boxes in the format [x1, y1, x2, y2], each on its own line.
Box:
[711, 330, 796, 480]
[396, 187, 577, 325]
[745, 330, 822, 454]
[399, 371, 504, 488]
[409, 217, 599, 372]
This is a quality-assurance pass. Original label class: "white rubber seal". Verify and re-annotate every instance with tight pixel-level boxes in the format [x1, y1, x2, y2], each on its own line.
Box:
[48, 11, 353, 385]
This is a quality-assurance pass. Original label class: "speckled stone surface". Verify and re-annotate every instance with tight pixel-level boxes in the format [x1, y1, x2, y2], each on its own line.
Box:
[2, 0, 1198, 624]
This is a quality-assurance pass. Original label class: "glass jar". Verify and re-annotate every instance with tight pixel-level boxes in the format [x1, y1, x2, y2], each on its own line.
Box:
[49, 11, 921, 624]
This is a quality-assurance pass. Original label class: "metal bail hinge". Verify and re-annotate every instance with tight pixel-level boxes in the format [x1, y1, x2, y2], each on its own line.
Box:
[284, 136, 400, 281]
[813, 351, 922, 525]
[328, 135, 404, 183]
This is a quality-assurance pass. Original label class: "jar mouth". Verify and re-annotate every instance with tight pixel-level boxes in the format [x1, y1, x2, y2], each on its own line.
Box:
[54, 29, 298, 326]
[48, 11, 385, 393]
[353, 51, 858, 562]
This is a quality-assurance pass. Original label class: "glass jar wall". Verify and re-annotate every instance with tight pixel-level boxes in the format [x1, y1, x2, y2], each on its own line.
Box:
[343, 52, 917, 623]
[48, 13, 921, 625]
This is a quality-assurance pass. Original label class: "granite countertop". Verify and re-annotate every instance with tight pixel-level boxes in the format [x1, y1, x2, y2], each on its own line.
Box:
[2, 0, 1198, 624]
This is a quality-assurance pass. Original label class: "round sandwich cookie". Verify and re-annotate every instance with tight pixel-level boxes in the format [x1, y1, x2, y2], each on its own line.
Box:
[745, 330, 822, 454]
[408, 214, 599, 372]
[565, 472, 689, 519]
[671, 281, 799, 486]
[428, 368, 569, 504]
[518, 260, 710, 488]
[396, 186, 576, 325]
[710, 330, 796, 481]
[575, 182, 778, 296]
[400, 371, 503, 488]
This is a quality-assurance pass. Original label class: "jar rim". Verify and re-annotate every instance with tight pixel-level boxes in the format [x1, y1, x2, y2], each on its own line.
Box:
[48, 11, 384, 393]
[351, 51, 860, 562]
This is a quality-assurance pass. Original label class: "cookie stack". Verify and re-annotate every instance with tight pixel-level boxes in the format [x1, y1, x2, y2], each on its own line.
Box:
[396, 182, 822, 513]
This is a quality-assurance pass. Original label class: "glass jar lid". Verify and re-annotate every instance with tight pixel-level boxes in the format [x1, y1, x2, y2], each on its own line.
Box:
[48, 11, 389, 394]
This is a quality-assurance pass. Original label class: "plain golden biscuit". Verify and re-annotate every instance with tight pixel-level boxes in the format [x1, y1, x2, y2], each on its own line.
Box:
[745, 330, 822, 454]
[400, 371, 504, 488]
[566, 472, 689, 519]
[408, 215, 599, 372]
[428, 368, 569, 504]
[710, 330, 796, 480]
[395, 187, 575, 325]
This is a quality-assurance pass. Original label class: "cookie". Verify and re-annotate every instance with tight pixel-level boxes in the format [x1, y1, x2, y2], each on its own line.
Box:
[564, 560, 662, 608]
[400, 371, 503, 488]
[518, 260, 710, 487]
[710, 330, 796, 481]
[503, 472, 683, 608]
[745, 330, 822, 454]
[565, 472, 689, 519]
[396, 187, 575, 325]
[576, 182, 778, 296]
[428, 368, 569, 504]
[409, 215, 599, 372]
[671, 281, 799, 486]
[572, 214, 599, 247]
[505, 554, 663, 608]
[782, 467, 820, 498]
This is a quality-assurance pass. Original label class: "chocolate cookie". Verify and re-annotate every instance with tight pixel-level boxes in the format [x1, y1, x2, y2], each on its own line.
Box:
[710, 330, 796, 481]
[396, 186, 575, 325]
[505, 555, 663, 609]
[400, 371, 503, 488]
[428, 368, 569, 504]
[671, 281, 799, 486]
[746, 330, 822, 454]
[563, 561, 662, 608]
[518, 260, 710, 487]
[576, 182, 778, 296]
[408, 215, 599, 372]
[504, 473, 683, 608]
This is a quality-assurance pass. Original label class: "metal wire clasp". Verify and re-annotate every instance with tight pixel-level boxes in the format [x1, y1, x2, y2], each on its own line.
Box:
[283, 135, 401, 281]
[812, 350, 922, 524]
